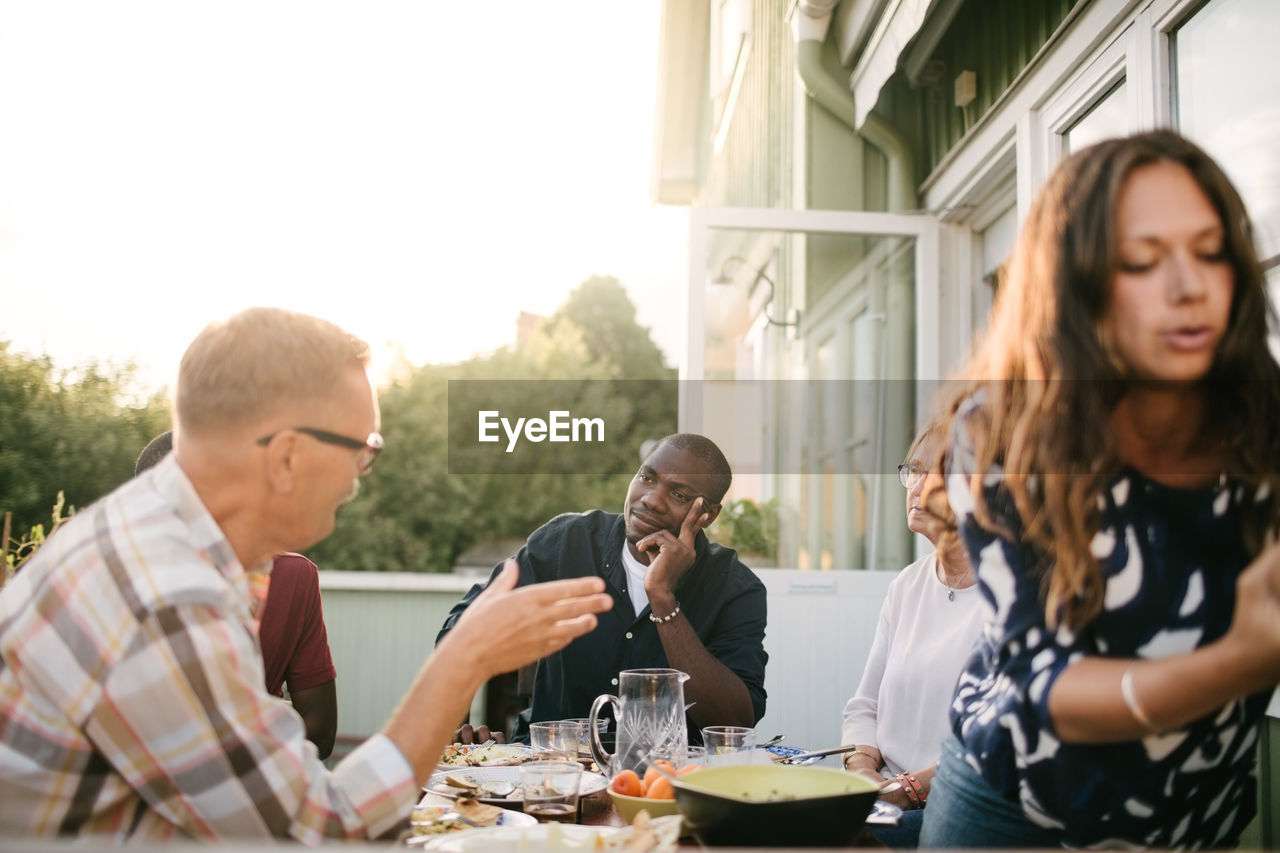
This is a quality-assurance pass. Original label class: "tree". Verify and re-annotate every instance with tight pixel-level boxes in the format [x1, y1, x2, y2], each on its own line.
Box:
[0, 342, 171, 544]
[308, 276, 678, 573]
[540, 275, 672, 380]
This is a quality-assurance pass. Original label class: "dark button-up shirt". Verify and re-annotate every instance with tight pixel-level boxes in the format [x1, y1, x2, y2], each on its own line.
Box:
[437, 510, 768, 741]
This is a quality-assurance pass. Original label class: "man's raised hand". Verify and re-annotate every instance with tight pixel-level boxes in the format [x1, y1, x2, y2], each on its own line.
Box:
[640, 497, 711, 596]
[439, 560, 613, 679]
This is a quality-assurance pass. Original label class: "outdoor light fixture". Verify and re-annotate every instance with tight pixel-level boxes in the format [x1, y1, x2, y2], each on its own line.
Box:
[711, 256, 801, 328]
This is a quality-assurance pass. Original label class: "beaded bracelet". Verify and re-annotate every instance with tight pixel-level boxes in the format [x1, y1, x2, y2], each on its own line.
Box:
[649, 601, 681, 623]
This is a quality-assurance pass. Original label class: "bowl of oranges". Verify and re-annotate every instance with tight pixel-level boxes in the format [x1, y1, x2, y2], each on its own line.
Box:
[607, 760, 703, 824]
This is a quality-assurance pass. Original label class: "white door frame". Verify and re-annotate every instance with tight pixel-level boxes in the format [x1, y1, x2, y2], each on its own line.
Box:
[683, 206, 941, 422]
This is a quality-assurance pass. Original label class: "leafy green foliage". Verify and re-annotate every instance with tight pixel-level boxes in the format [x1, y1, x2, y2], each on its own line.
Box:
[0, 342, 171, 547]
[0, 278, 675, 575]
[714, 498, 781, 565]
[2, 492, 73, 587]
[307, 277, 678, 572]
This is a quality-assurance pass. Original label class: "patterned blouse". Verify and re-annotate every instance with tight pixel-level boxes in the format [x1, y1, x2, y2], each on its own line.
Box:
[946, 402, 1270, 849]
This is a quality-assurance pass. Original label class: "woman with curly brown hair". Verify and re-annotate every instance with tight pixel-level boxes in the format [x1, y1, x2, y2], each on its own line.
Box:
[918, 130, 1280, 849]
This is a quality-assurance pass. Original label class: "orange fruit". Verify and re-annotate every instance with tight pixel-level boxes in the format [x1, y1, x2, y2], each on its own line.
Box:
[676, 763, 704, 775]
[610, 769, 643, 798]
[645, 775, 675, 799]
[642, 761, 675, 792]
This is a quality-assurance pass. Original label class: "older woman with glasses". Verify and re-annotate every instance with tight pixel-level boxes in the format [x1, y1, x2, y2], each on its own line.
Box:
[839, 419, 985, 848]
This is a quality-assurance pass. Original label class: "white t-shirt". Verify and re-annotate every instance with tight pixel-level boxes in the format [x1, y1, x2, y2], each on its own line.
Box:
[840, 551, 985, 777]
[619, 542, 650, 616]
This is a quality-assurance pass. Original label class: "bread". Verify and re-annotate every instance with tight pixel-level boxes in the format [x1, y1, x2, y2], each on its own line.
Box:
[453, 797, 504, 826]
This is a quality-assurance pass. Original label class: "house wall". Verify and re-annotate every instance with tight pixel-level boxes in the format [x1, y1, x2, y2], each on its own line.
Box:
[703, 0, 797, 210]
[855, 0, 1280, 843]
[662, 0, 1279, 843]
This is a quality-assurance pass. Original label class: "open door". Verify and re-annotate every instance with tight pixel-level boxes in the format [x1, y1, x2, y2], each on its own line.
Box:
[681, 206, 939, 575]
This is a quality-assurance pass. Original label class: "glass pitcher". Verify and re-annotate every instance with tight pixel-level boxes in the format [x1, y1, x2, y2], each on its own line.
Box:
[589, 668, 689, 777]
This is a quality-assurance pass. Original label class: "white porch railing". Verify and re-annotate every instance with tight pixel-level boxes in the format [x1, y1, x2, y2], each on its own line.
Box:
[318, 568, 897, 751]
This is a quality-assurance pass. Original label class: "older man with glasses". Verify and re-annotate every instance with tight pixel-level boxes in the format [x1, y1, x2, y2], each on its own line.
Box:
[135, 429, 341, 763]
[0, 306, 612, 843]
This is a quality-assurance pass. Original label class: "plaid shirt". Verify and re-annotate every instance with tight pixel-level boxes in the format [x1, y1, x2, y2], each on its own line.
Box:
[0, 456, 416, 842]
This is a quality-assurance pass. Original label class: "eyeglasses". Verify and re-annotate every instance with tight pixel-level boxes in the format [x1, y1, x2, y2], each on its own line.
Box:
[897, 463, 926, 489]
[257, 427, 384, 474]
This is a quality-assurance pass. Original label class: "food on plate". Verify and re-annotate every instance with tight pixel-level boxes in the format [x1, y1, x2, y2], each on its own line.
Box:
[616, 810, 680, 853]
[535, 813, 680, 852]
[404, 815, 681, 852]
[438, 743, 529, 768]
[428, 766, 607, 807]
[408, 798, 504, 838]
[409, 805, 468, 837]
[437, 774, 520, 800]
[409, 804, 453, 835]
[444, 774, 478, 792]
[453, 797, 504, 826]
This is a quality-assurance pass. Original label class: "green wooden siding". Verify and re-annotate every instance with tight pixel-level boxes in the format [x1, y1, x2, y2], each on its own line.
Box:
[876, 0, 1080, 183]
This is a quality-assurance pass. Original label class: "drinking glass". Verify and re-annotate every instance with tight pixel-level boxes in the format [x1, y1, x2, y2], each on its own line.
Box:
[560, 717, 609, 759]
[529, 721, 581, 760]
[650, 744, 707, 770]
[679, 745, 708, 769]
[520, 760, 583, 824]
[702, 725, 757, 765]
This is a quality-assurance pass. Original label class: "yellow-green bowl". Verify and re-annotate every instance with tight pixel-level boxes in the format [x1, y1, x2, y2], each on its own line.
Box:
[671, 764, 879, 847]
[607, 789, 681, 824]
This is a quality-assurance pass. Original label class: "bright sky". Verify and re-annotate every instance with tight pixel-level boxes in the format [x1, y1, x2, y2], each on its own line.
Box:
[0, 1, 689, 393]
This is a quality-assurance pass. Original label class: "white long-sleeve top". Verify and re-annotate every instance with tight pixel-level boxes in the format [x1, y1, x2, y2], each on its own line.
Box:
[840, 551, 985, 777]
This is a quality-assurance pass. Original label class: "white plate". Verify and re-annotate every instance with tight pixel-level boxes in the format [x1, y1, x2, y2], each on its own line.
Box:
[426, 765, 609, 806]
[413, 823, 625, 853]
[437, 744, 532, 770]
[407, 801, 538, 839]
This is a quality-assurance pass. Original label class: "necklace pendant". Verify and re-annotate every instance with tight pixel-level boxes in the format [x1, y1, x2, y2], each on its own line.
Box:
[947, 589, 955, 602]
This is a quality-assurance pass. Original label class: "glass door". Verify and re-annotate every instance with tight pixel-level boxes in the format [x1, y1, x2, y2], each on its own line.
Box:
[682, 207, 939, 572]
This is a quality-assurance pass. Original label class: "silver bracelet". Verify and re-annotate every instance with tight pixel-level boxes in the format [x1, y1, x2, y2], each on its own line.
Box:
[649, 601, 681, 623]
[1120, 664, 1161, 734]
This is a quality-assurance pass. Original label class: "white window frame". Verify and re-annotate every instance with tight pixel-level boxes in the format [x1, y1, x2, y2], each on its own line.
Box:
[683, 206, 940, 574]
[683, 207, 940, 391]
[921, 0, 1276, 364]
[1036, 27, 1135, 169]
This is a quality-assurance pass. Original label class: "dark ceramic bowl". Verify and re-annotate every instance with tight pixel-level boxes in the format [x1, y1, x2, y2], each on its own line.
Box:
[671, 764, 879, 847]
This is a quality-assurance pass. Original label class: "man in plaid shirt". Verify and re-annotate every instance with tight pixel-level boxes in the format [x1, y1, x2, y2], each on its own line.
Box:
[0, 307, 611, 842]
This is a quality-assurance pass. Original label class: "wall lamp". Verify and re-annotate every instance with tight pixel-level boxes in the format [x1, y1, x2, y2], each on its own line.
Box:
[712, 256, 801, 328]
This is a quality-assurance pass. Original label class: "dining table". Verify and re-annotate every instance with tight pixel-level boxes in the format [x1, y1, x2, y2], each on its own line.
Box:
[415, 748, 890, 848]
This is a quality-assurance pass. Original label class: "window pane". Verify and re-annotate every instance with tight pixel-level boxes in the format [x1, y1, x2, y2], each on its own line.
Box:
[976, 206, 1018, 337]
[700, 228, 917, 569]
[1175, 0, 1280, 259]
[1064, 80, 1128, 153]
